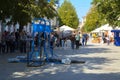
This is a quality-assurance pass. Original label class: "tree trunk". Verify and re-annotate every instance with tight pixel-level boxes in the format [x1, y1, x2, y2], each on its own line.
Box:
[0, 21, 1, 32]
[19, 25, 23, 32]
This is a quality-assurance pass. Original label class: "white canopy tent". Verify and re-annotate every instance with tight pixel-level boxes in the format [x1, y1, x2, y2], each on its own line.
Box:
[91, 27, 101, 33]
[99, 24, 113, 31]
[91, 24, 113, 33]
[115, 26, 120, 30]
[59, 25, 75, 31]
[55, 25, 75, 38]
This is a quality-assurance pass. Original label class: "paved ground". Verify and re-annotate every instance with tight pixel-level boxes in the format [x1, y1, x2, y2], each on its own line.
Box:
[0, 42, 120, 80]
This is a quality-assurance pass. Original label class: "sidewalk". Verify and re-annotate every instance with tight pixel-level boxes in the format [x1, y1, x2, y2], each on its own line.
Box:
[0, 42, 120, 80]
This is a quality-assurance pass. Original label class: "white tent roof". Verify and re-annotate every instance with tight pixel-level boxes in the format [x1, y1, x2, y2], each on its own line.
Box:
[91, 24, 113, 33]
[99, 24, 113, 31]
[91, 27, 101, 33]
[115, 26, 120, 30]
[60, 25, 75, 31]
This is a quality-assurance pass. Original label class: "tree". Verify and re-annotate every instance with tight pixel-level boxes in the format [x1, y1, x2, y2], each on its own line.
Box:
[82, 5, 107, 32]
[0, 0, 15, 21]
[58, 0, 79, 29]
[92, 0, 120, 28]
[0, 0, 58, 31]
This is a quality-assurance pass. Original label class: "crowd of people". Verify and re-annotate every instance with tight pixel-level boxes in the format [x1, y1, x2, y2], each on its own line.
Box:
[55, 31, 89, 50]
[0, 30, 89, 54]
[91, 31, 114, 45]
[0, 29, 30, 54]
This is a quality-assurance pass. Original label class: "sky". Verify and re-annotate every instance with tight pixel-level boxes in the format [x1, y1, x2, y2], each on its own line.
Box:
[59, 0, 92, 21]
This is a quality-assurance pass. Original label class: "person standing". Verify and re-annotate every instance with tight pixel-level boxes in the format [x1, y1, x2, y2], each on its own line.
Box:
[70, 34, 75, 50]
[15, 29, 20, 50]
[50, 32, 55, 57]
[9, 32, 16, 53]
[75, 32, 80, 49]
[20, 31, 27, 53]
[106, 35, 110, 45]
[61, 38, 65, 48]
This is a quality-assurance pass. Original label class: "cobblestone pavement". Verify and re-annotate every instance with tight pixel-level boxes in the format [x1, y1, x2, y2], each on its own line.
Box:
[0, 42, 120, 80]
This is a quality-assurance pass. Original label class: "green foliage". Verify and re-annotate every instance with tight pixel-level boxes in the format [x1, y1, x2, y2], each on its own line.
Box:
[83, 0, 120, 32]
[92, 0, 120, 28]
[0, 0, 15, 21]
[58, 0, 79, 29]
[0, 0, 57, 31]
[82, 5, 104, 32]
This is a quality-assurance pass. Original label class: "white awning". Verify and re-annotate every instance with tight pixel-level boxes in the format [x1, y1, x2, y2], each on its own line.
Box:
[59, 25, 75, 31]
[91, 24, 113, 33]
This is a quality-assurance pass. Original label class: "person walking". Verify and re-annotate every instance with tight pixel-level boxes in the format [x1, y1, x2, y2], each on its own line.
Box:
[82, 33, 89, 46]
[75, 32, 80, 49]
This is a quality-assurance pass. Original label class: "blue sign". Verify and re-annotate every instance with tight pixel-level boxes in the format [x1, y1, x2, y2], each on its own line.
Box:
[111, 30, 120, 46]
[32, 18, 51, 33]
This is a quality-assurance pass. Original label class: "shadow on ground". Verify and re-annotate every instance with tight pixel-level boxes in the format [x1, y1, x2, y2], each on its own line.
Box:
[0, 44, 120, 80]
